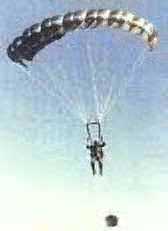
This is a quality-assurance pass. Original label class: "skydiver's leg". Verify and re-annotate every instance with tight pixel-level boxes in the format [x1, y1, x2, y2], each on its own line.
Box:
[98, 160, 103, 176]
[91, 159, 96, 176]
[100, 150, 104, 159]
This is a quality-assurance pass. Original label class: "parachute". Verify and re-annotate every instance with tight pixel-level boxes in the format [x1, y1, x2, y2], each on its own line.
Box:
[6, 9, 160, 123]
[7, 9, 159, 67]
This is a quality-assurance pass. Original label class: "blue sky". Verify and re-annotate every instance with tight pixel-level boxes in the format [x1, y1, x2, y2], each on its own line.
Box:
[0, 0, 168, 230]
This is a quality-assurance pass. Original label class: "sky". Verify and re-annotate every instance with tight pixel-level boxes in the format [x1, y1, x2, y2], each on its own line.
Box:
[0, 0, 168, 230]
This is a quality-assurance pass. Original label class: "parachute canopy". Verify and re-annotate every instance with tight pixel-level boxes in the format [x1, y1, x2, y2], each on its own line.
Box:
[7, 9, 159, 67]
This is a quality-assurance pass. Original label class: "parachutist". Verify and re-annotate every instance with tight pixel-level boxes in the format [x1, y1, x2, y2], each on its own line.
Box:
[86, 121, 106, 176]
[87, 139, 105, 176]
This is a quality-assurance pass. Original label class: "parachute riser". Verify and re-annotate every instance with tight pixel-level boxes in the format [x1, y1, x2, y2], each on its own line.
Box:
[86, 120, 103, 143]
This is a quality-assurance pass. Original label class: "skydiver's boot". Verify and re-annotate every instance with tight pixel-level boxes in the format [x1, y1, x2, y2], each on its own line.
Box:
[91, 161, 96, 176]
[98, 161, 103, 176]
